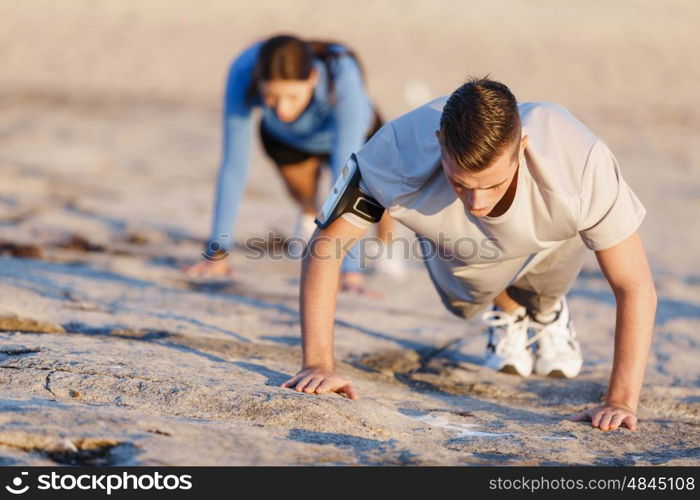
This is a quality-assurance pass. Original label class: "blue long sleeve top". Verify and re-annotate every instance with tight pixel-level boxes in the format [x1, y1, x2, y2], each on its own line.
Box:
[208, 42, 375, 252]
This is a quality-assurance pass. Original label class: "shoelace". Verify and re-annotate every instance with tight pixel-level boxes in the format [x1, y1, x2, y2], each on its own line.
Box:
[481, 310, 534, 353]
[530, 317, 578, 356]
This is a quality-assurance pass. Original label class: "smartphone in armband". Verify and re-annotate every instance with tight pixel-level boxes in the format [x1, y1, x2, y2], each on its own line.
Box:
[315, 154, 385, 229]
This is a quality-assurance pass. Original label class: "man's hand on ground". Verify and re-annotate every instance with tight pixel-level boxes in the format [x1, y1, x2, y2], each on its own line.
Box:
[280, 368, 358, 400]
[568, 404, 638, 431]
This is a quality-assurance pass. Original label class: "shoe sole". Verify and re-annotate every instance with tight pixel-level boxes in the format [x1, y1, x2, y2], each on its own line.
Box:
[535, 359, 582, 378]
[536, 368, 580, 378]
[499, 364, 531, 377]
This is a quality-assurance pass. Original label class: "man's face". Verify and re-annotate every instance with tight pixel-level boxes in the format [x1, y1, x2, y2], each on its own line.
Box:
[439, 133, 527, 218]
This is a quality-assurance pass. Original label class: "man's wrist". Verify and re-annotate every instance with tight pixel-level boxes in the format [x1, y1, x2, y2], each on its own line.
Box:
[604, 398, 637, 412]
[605, 381, 640, 412]
[302, 361, 334, 372]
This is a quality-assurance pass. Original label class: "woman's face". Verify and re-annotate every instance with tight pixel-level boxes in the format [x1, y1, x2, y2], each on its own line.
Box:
[260, 70, 318, 123]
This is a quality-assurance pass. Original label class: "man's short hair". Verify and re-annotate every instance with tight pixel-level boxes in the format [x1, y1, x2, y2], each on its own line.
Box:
[439, 77, 521, 172]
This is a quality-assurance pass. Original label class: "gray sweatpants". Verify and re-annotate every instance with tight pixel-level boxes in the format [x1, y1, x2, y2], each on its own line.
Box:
[418, 235, 587, 319]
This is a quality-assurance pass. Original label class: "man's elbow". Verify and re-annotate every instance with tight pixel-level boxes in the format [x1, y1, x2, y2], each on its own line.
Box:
[612, 278, 657, 309]
[302, 232, 342, 267]
[649, 280, 658, 311]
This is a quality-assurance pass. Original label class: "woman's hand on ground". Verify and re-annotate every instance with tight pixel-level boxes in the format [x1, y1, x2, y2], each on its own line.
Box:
[568, 404, 638, 431]
[183, 259, 235, 279]
[281, 368, 358, 400]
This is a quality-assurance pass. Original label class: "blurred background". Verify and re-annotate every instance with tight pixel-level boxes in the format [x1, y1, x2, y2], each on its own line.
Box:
[2, 0, 698, 270]
[4, 0, 699, 120]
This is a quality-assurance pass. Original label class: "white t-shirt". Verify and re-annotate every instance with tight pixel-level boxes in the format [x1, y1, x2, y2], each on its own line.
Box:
[342, 98, 646, 262]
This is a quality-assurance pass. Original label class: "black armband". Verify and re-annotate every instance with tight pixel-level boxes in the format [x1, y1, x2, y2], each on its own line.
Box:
[315, 154, 385, 229]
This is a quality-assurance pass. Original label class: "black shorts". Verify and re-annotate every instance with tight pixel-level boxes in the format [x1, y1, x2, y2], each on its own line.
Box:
[260, 111, 384, 167]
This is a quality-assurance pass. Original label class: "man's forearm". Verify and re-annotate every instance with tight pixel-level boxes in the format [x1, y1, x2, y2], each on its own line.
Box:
[605, 284, 657, 411]
[299, 236, 343, 371]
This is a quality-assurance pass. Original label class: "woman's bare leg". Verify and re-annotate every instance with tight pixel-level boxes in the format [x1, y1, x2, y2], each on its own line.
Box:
[277, 157, 322, 215]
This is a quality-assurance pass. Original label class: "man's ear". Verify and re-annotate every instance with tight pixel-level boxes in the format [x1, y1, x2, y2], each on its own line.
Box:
[434, 129, 442, 144]
[520, 134, 529, 154]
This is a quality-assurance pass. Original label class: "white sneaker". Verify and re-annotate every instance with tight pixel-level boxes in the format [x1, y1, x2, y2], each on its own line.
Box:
[530, 298, 582, 378]
[482, 306, 534, 377]
[287, 213, 317, 259]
